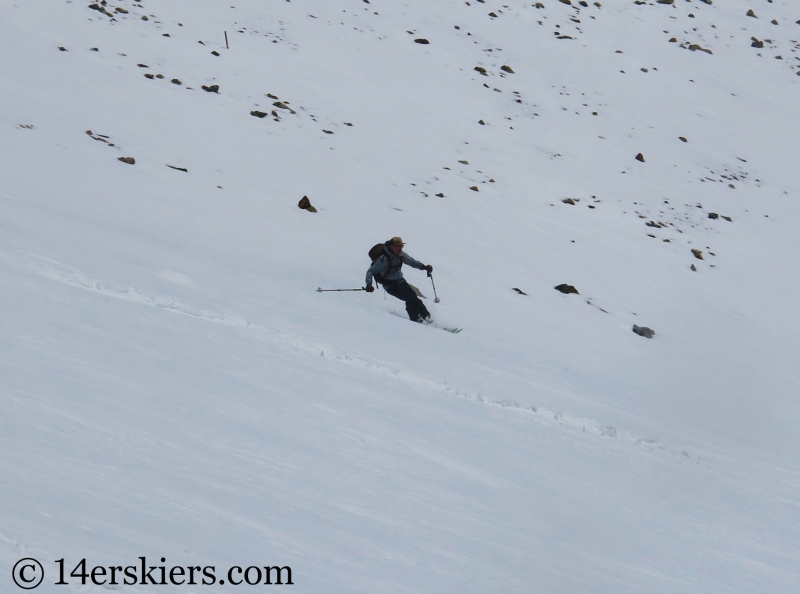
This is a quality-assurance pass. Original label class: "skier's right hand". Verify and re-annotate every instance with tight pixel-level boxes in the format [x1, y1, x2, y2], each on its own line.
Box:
[365, 284, 374, 293]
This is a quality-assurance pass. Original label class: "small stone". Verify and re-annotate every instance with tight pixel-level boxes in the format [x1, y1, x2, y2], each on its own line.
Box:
[458, 160, 469, 164]
[155, 74, 164, 79]
[679, 136, 687, 142]
[144, 73, 154, 79]
[211, 50, 220, 56]
[141, 15, 148, 21]
[708, 212, 718, 219]
[435, 193, 444, 197]
[554, 284, 579, 295]
[478, 120, 485, 125]
[414, 38, 429, 44]
[323, 130, 334, 134]
[58, 46, 68, 52]
[201, 84, 219, 93]
[115, 6, 128, 13]
[635, 153, 645, 162]
[562, 198, 576, 205]
[118, 157, 135, 165]
[751, 38, 764, 48]
[669, 38, 678, 43]
[470, 186, 479, 192]
[137, 63, 148, 67]
[691, 264, 697, 271]
[746, 9, 757, 18]
[171, 78, 182, 85]
[632, 325, 655, 339]
[474, 66, 488, 75]
[250, 110, 268, 118]
[512, 288, 528, 295]
[298, 196, 317, 212]
[691, 249, 704, 260]
[721, 215, 732, 222]
[500, 65, 515, 74]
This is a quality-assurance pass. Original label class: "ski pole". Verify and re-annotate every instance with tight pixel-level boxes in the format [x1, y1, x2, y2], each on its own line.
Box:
[316, 287, 366, 292]
[427, 271, 440, 303]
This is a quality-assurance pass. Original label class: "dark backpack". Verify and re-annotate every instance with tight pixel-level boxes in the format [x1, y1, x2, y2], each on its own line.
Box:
[368, 243, 386, 263]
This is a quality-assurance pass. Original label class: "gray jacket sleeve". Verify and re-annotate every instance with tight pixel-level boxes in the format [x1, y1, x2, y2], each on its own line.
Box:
[366, 256, 388, 285]
[401, 252, 426, 270]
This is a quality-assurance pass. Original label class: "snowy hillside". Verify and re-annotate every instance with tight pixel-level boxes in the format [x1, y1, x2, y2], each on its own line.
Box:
[2, 0, 800, 591]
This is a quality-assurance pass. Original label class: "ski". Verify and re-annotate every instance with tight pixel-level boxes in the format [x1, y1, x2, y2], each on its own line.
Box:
[389, 311, 462, 334]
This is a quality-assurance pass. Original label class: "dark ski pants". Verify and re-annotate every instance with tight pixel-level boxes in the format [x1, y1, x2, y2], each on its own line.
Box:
[383, 279, 430, 321]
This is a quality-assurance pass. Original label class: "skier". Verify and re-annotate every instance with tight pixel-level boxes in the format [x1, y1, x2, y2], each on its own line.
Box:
[365, 237, 434, 322]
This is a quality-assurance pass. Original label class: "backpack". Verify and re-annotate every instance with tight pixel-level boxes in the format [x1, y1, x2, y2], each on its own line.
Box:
[368, 243, 386, 263]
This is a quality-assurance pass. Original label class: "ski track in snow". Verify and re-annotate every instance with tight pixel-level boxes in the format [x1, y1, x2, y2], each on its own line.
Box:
[3, 249, 710, 467]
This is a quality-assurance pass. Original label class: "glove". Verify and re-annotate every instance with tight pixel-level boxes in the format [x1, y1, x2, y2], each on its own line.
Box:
[424, 265, 433, 273]
[365, 284, 375, 293]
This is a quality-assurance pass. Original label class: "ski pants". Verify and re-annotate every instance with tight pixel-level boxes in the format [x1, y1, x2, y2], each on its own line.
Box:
[382, 279, 430, 321]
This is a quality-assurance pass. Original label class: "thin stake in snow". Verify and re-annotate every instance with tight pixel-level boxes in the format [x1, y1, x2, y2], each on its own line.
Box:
[225, 31, 229, 49]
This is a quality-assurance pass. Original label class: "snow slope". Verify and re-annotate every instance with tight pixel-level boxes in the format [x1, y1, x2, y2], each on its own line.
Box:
[2, 0, 800, 591]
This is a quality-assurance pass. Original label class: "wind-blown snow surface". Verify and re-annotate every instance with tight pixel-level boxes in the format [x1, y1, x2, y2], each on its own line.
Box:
[2, 0, 800, 591]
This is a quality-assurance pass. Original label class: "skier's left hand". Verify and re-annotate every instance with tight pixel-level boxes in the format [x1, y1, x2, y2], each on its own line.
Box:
[425, 264, 433, 273]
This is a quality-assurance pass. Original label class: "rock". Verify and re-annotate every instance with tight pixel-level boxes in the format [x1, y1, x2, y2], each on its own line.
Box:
[115, 6, 128, 13]
[155, 74, 164, 79]
[632, 325, 655, 339]
[721, 215, 732, 222]
[512, 288, 528, 295]
[474, 66, 488, 75]
[58, 46, 68, 51]
[470, 186, 479, 191]
[414, 38, 429, 44]
[118, 157, 135, 165]
[669, 38, 678, 43]
[144, 73, 155, 79]
[211, 50, 220, 56]
[679, 136, 687, 142]
[535, 2, 544, 7]
[691, 249, 704, 260]
[201, 84, 219, 93]
[478, 120, 485, 125]
[559, 0, 571, 4]
[458, 160, 469, 164]
[500, 65, 515, 74]
[708, 212, 718, 219]
[562, 198, 576, 205]
[141, 15, 148, 21]
[656, 0, 673, 4]
[323, 130, 334, 134]
[554, 284, 579, 295]
[691, 264, 697, 271]
[273, 101, 296, 114]
[85, 130, 93, 135]
[635, 153, 645, 162]
[489, 12, 498, 17]
[171, 78, 182, 85]
[751, 38, 764, 48]
[746, 9, 757, 18]
[137, 63, 148, 67]
[298, 196, 317, 213]
[250, 110, 268, 118]
[435, 193, 444, 197]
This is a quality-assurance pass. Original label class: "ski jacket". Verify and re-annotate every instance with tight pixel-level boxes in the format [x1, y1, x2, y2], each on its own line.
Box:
[366, 246, 426, 286]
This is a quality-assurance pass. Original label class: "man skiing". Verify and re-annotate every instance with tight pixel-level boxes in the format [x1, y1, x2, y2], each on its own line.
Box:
[365, 237, 434, 323]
